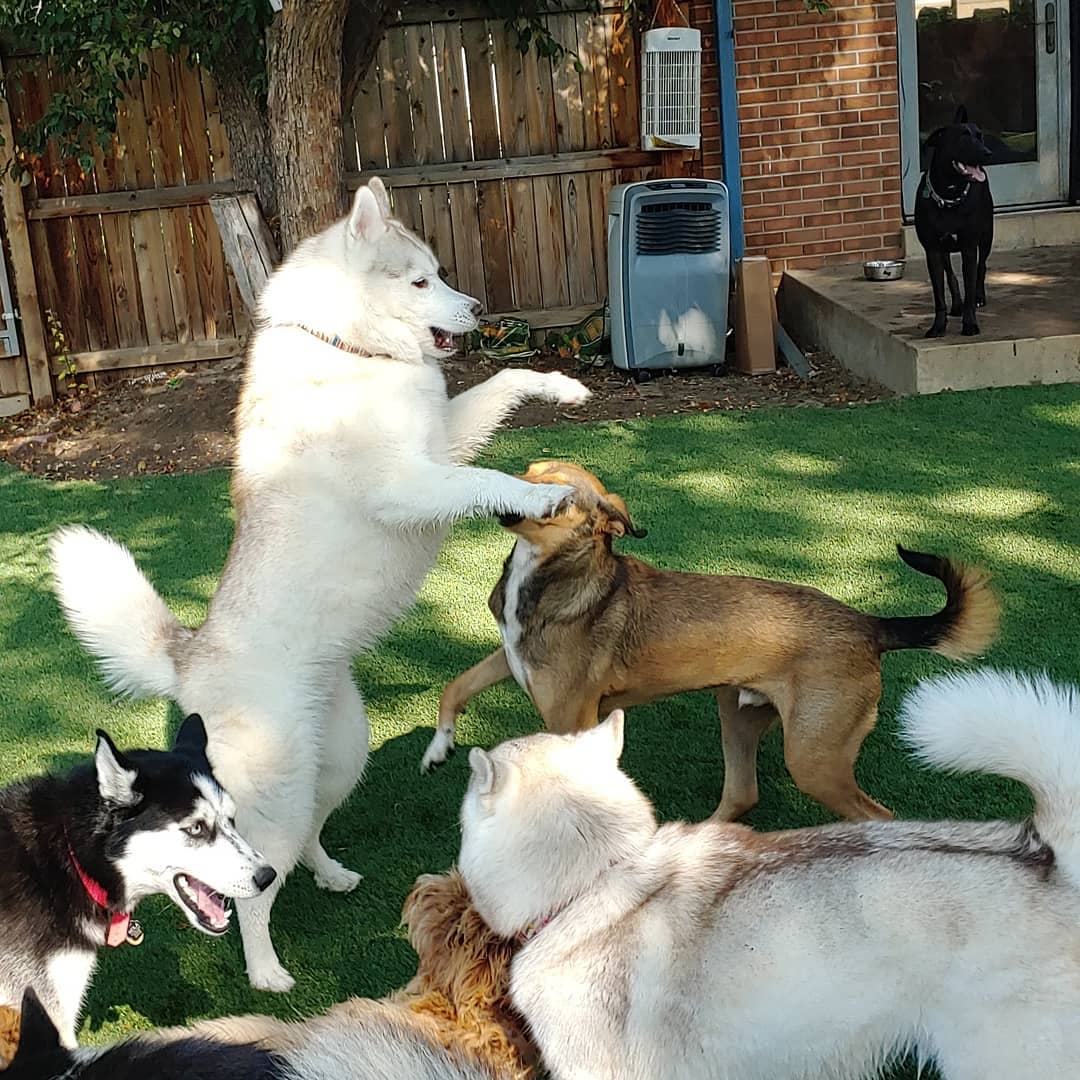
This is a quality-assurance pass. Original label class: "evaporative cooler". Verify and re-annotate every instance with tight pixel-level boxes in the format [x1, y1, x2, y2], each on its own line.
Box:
[607, 179, 730, 377]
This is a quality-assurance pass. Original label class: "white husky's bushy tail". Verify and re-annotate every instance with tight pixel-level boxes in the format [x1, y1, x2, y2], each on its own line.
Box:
[50, 525, 189, 698]
[899, 668, 1080, 887]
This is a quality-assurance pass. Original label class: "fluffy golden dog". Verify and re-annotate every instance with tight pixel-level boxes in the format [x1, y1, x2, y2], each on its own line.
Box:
[0, 1005, 17, 1068]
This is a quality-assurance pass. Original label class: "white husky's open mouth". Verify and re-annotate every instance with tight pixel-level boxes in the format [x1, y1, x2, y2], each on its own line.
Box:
[953, 160, 986, 183]
[431, 327, 457, 353]
[174, 872, 231, 935]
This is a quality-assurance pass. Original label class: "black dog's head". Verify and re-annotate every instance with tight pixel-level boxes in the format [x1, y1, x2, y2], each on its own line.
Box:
[6, 989, 288, 1079]
[925, 105, 993, 184]
[5, 990, 63, 1078]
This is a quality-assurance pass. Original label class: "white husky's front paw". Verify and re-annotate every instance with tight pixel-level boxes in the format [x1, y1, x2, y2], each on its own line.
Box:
[520, 482, 576, 520]
[249, 960, 296, 994]
[543, 371, 590, 406]
[314, 862, 363, 893]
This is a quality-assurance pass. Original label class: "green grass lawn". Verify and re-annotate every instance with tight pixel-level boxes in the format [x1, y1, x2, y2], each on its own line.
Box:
[2, 383, 1079, 1074]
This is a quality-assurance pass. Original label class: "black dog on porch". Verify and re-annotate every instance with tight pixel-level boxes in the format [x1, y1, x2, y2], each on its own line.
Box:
[914, 106, 994, 338]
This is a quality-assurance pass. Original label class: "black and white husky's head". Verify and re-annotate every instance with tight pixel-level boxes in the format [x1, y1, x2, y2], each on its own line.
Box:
[87, 714, 276, 936]
[7, 989, 288, 1080]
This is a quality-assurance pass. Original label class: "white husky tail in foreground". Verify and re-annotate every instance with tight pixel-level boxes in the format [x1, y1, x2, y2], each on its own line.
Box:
[458, 668, 1080, 1080]
[51, 176, 589, 993]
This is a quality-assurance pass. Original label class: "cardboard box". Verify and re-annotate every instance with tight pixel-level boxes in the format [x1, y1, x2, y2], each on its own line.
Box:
[733, 256, 777, 375]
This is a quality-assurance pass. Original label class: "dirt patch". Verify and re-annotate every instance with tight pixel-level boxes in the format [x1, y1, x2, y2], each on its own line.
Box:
[0, 351, 890, 482]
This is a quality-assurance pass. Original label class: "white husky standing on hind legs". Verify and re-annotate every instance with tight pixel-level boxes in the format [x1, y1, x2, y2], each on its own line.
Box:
[50, 176, 589, 993]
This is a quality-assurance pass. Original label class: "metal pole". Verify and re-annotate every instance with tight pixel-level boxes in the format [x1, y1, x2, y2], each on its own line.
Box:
[714, 0, 745, 262]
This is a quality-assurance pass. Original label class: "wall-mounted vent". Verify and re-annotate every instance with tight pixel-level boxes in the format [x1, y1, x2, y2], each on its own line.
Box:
[640, 27, 702, 151]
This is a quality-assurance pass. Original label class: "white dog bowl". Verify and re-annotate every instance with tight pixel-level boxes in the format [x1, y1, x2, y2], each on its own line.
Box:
[863, 259, 906, 281]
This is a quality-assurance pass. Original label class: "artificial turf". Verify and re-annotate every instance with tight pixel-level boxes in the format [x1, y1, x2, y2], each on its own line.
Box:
[2, 382, 1079, 1077]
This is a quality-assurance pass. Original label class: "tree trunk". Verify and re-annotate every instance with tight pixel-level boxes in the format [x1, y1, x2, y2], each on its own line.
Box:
[211, 60, 278, 231]
[341, 0, 393, 118]
[266, 0, 350, 253]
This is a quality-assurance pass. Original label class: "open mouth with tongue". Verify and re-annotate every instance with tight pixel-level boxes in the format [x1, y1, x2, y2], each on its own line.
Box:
[173, 872, 231, 935]
[431, 327, 457, 353]
[953, 160, 987, 183]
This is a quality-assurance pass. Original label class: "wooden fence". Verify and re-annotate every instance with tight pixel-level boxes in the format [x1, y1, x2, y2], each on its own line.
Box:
[349, 3, 662, 327]
[0, 8, 660, 407]
[0, 49, 247, 404]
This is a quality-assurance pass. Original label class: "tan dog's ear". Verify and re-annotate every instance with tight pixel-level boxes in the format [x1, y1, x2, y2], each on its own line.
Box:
[523, 460, 557, 479]
[599, 494, 647, 539]
[523, 460, 574, 486]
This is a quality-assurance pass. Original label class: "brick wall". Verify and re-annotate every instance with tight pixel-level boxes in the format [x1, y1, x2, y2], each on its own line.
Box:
[689, 0, 903, 273]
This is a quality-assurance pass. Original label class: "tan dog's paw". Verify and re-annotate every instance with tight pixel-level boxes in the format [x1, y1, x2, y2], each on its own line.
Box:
[542, 372, 590, 406]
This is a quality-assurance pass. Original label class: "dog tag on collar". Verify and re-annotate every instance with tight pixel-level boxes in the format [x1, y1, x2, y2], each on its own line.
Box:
[125, 919, 145, 946]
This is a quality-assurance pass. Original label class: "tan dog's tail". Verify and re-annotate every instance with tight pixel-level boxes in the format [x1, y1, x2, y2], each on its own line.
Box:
[874, 546, 999, 662]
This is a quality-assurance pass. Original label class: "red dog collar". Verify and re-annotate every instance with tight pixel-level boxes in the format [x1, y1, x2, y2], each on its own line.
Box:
[67, 841, 133, 947]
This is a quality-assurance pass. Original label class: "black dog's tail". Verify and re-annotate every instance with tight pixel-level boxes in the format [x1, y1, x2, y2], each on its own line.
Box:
[874, 546, 999, 661]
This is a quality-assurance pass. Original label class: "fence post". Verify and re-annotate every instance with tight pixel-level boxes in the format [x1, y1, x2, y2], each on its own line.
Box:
[0, 56, 54, 406]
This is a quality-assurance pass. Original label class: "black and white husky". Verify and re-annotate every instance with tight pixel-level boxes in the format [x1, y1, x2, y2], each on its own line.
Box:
[0, 715, 275, 1048]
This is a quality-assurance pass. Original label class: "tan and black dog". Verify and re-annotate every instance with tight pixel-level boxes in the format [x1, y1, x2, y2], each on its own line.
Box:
[421, 461, 1000, 821]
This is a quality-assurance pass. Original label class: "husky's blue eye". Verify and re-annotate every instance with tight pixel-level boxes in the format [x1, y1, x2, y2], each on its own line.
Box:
[184, 822, 207, 839]
[412, 278, 429, 289]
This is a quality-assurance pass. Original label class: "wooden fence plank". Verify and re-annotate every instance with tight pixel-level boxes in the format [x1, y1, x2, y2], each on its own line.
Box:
[102, 215, 147, 348]
[493, 29, 542, 310]
[382, 30, 423, 229]
[434, 22, 470, 160]
[550, 13, 587, 153]
[433, 21, 480, 299]
[0, 390, 31, 415]
[352, 71, 388, 172]
[210, 195, 277, 315]
[521, 40, 569, 310]
[190, 203, 233, 340]
[201, 68, 234, 181]
[73, 215, 120, 351]
[464, 20, 512, 312]
[0, 56, 52, 404]
[176, 52, 213, 184]
[609, 11, 639, 148]
[56, 337, 244, 375]
[419, 185, 457, 284]
[405, 23, 443, 164]
[27, 182, 238, 219]
[149, 55, 198, 343]
[87, 92, 144, 350]
[446, 185, 485, 305]
[584, 12, 615, 150]
[560, 173, 598, 305]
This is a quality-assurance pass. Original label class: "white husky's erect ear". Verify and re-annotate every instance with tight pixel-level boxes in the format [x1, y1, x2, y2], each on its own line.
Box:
[589, 710, 625, 762]
[366, 176, 392, 218]
[94, 729, 141, 807]
[469, 747, 497, 795]
[348, 183, 388, 244]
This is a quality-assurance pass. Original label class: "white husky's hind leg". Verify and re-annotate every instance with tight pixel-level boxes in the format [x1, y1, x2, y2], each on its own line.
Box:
[301, 663, 370, 892]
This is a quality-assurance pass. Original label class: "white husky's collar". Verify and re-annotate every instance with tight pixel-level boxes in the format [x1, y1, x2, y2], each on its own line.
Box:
[512, 855, 626, 944]
[514, 900, 569, 945]
[275, 322, 380, 356]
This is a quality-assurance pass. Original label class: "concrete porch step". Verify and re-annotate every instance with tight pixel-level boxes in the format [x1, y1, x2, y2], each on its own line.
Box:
[777, 245, 1080, 396]
[903, 206, 1080, 258]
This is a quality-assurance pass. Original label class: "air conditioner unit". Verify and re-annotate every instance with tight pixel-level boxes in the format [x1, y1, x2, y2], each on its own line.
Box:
[608, 179, 730, 378]
[641, 27, 702, 151]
